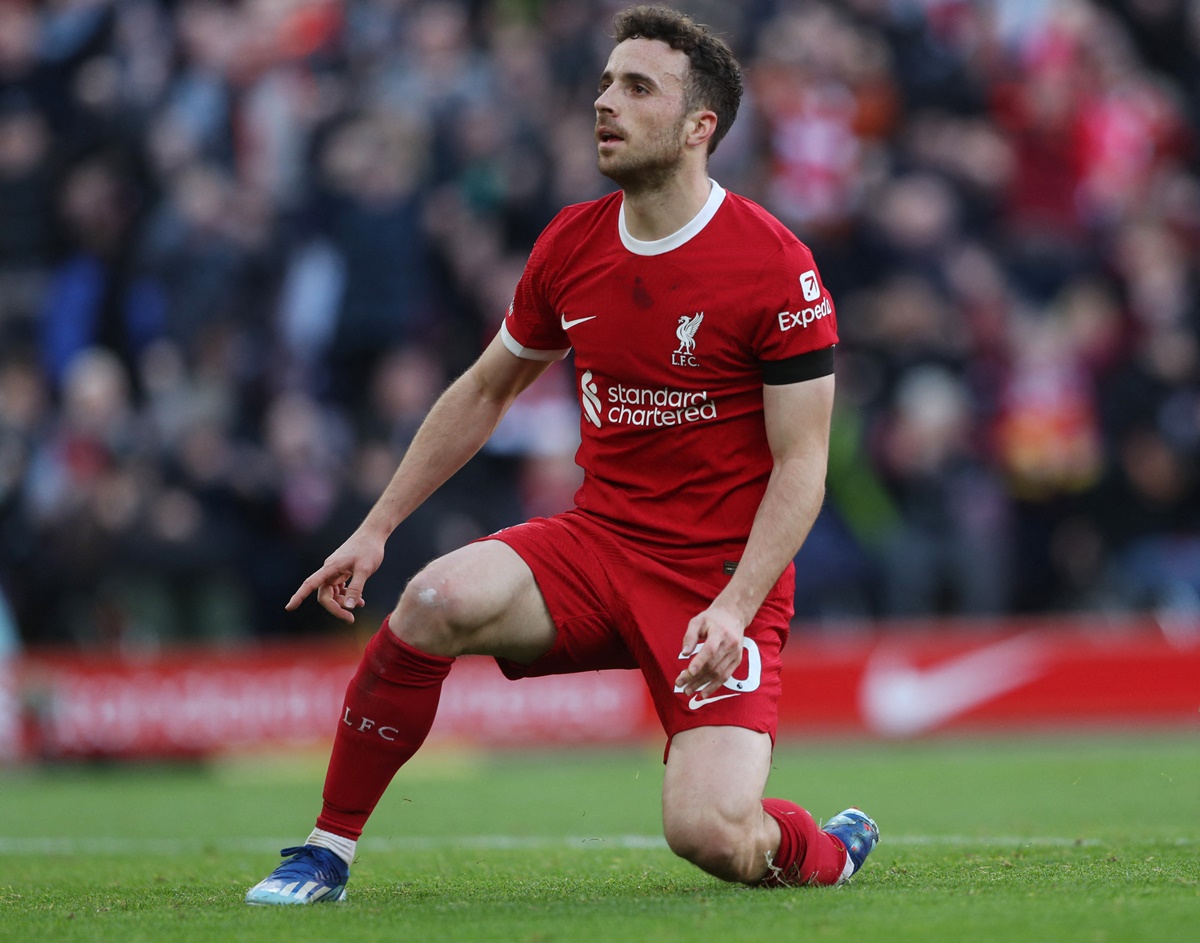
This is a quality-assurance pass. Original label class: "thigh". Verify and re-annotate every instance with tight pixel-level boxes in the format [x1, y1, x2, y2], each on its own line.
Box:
[484, 516, 637, 677]
[396, 538, 558, 663]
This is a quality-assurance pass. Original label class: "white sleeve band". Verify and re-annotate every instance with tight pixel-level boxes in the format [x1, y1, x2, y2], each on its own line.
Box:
[500, 321, 571, 361]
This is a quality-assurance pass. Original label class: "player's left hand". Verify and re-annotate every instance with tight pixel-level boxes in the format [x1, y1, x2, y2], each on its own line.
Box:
[675, 604, 747, 698]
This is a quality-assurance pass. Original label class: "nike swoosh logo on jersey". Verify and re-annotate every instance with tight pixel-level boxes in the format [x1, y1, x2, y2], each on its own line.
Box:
[561, 313, 597, 330]
[687, 691, 743, 710]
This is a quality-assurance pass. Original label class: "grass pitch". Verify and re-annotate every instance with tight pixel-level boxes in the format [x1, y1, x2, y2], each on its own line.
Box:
[1, 733, 1196, 943]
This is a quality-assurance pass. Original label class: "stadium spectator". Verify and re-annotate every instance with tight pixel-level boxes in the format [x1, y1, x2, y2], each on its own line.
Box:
[0, 101, 55, 299]
[309, 110, 438, 407]
[38, 156, 166, 391]
[877, 365, 1011, 615]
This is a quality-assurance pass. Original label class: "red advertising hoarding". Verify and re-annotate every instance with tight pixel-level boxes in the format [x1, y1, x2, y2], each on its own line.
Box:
[2, 615, 1196, 761]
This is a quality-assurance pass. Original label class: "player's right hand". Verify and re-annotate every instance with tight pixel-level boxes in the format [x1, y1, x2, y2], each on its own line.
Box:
[286, 531, 386, 623]
[675, 603, 747, 698]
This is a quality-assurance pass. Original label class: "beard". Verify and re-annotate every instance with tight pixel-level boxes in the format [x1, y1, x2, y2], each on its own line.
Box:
[597, 114, 687, 195]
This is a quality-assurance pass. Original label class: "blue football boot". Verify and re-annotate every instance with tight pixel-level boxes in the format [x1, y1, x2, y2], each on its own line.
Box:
[821, 808, 880, 884]
[245, 845, 350, 905]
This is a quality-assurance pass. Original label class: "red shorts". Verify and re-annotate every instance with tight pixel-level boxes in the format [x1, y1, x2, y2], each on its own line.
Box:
[484, 510, 794, 743]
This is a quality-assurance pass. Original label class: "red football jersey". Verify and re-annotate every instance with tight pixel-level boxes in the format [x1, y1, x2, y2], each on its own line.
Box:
[500, 181, 838, 553]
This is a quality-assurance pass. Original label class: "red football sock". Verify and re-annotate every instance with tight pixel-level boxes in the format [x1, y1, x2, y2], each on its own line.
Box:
[760, 798, 849, 887]
[315, 619, 454, 839]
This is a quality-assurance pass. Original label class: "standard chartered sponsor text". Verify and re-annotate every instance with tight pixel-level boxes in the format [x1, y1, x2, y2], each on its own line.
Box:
[607, 382, 717, 427]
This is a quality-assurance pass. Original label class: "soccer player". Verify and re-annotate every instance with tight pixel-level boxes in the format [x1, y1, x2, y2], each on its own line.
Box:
[246, 4, 878, 905]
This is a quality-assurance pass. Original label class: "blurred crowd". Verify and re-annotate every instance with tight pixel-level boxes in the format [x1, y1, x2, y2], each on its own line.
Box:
[1, 0, 1199, 651]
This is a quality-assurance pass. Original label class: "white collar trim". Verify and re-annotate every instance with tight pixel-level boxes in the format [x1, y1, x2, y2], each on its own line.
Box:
[618, 180, 726, 256]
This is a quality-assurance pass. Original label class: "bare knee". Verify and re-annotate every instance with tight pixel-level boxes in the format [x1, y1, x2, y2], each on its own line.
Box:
[389, 565, 476, 656]
[663, 807, 768, 885]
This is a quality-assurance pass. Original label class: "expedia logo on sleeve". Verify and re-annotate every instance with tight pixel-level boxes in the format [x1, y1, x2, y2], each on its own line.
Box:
[777, 296, 832, 331]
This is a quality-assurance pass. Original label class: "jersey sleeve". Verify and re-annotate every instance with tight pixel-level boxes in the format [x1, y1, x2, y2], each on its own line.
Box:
[499, 215, 572, 362]
[751, 240, 838, 380]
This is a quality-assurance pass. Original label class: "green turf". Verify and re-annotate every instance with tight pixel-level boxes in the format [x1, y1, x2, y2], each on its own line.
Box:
[1, 733, 1196, 943]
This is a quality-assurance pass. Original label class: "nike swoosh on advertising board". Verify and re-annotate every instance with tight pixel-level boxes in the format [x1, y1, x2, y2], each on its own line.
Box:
[858, 633, 1045, 737]
[561, 314, 598, 330]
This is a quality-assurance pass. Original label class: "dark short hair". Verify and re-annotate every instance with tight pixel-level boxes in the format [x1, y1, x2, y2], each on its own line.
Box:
[612, 5, 742, 154]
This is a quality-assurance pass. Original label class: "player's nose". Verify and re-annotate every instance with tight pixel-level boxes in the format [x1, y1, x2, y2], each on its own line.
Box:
[594, 86, 616, 114]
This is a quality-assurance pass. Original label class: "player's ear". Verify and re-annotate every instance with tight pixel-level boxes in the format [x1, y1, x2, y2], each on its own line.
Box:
[685, 109, 717, 150]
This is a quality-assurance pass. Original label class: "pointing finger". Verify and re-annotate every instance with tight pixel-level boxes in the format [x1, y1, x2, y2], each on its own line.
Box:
[285, 563, 349, 612]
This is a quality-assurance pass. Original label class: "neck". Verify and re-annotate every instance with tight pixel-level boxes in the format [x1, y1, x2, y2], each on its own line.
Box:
[620, 165, 713, 242]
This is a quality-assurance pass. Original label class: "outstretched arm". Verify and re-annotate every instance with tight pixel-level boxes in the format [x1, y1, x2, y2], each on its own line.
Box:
[288, 335, 553, 621]
[675, 372, 835, 696]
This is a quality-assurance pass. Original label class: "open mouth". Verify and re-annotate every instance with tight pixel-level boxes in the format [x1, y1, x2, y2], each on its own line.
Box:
[597, 128, 624, 145]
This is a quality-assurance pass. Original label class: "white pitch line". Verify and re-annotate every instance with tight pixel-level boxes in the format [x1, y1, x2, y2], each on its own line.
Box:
[0, 834, 1193, 856]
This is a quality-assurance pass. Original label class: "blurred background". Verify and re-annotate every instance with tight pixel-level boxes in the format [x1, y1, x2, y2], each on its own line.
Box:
[0, 0, 1198, 760]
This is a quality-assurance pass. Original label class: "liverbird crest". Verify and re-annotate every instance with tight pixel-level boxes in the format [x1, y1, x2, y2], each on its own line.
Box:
[674, 312, 704, 355]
